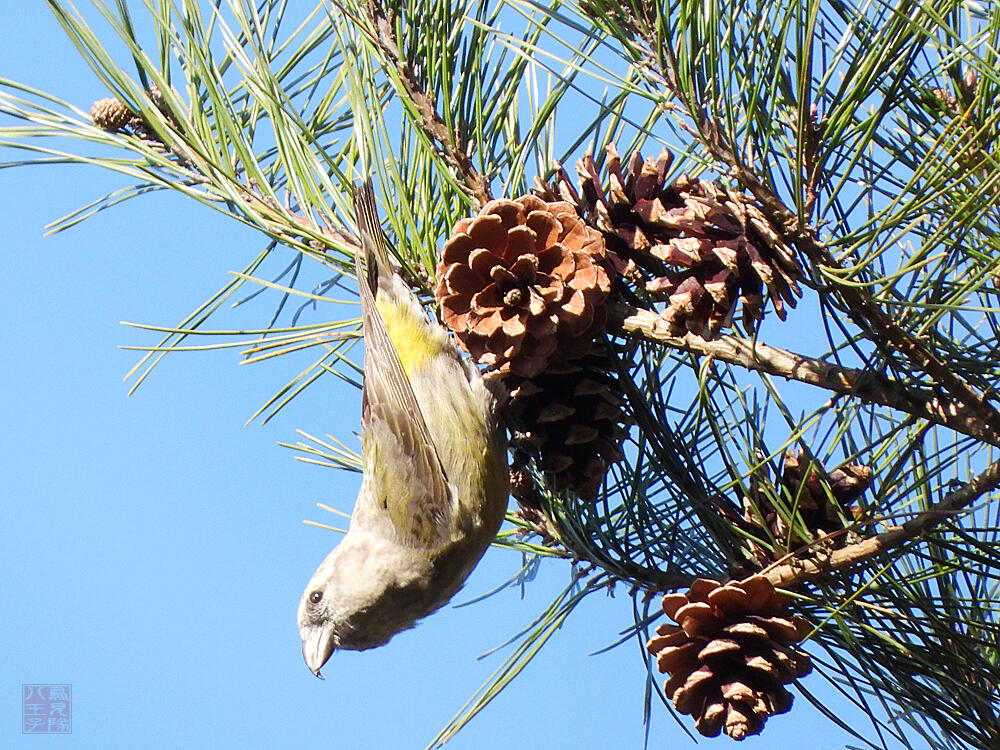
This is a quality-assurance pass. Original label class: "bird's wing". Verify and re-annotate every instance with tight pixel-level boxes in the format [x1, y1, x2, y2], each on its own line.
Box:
[352, 180, 452, 547]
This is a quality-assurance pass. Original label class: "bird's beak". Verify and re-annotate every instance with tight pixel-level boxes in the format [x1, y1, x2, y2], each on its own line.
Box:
[301, 625, 336, 679]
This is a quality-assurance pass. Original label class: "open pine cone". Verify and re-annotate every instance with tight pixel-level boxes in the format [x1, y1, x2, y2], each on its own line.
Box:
[647, 575, 812, 740]
[538, 145, 804, 338]
[435, 195, 610, 377]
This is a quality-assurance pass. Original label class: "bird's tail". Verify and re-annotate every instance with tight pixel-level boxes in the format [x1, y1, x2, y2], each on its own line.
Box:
[353, 178, 394, 295]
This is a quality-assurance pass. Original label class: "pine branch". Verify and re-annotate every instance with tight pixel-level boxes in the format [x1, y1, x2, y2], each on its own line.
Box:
[616, 304, 1000, 448]
[722, 158, 1000, 426]
[602, 1, 1000, 446]
[735, 169, 1000, 443]
[359, 0, 492, 207]
[762, 454, 1000, 589]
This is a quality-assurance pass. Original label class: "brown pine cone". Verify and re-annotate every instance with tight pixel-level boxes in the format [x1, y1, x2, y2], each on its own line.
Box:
[538, 145, 804, 338]
[435, 195, 611, 377]
[647, 575, 812, 740]
[507, 346, 631, 502]
[780, 450, 872, 521]
[90, 97, 135, 131]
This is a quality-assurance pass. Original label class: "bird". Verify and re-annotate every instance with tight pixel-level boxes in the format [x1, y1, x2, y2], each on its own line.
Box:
[297, 180, 509, 677]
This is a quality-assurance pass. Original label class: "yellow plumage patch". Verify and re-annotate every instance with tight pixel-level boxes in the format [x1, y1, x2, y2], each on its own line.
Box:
[376, 296, 442, 378]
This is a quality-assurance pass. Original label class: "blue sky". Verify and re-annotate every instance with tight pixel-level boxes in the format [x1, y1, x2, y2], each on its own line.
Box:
[0, 5, 923, 750]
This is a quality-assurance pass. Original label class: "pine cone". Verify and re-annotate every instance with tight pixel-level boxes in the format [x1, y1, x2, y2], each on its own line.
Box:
[90, 97, 135, 131]
[435, 195, 610, 377]
[539, 145, 804, 338]
[507, 346, 631, 501]
[647, 575, 812, 740]
[741, 451, 873, 565]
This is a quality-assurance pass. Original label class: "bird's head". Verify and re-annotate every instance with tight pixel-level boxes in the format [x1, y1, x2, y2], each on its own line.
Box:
[297, 544, 346, 678]
[297, 534, 436, 677]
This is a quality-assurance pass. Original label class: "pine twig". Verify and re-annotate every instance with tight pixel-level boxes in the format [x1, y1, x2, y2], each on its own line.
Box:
[361, 0, 492, 208]
[762, 455, 1000, 588]
[615, 304, 1000, 447]
[612, 4, 1000, 445]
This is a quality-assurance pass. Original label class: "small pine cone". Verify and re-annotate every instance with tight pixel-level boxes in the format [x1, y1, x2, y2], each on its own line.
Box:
[567, 145, 803, 338]
[929, 87, 959, 113]
[507, 347, 631, 501]
[128, 116, 155, 140]
[90, 97, 135, 131]
[646, 575, 812, 740]
[435, 195, 611, 377]
[741, 451, 873, 564]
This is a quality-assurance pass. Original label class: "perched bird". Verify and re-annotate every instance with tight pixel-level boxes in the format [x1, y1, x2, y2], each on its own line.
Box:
[297, 180, 509, 677]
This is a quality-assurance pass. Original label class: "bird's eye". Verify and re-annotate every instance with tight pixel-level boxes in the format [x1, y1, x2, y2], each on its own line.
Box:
[309, 590, 323, 605]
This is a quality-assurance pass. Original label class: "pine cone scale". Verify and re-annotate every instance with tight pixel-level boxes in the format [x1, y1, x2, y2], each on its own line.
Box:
[440, 261, 484, 295]
[506, 224, 539, 256]
[467, 245, 505, 277]
[524, 211, 560, 246]
[466, 214, 507, 252]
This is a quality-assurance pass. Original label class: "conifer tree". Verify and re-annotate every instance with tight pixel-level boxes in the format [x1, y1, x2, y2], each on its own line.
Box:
[3, 1, 999, 746]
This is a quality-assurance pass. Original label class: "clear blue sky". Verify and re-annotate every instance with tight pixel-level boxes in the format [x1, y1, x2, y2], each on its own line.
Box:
[1, 5, 920, 750]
